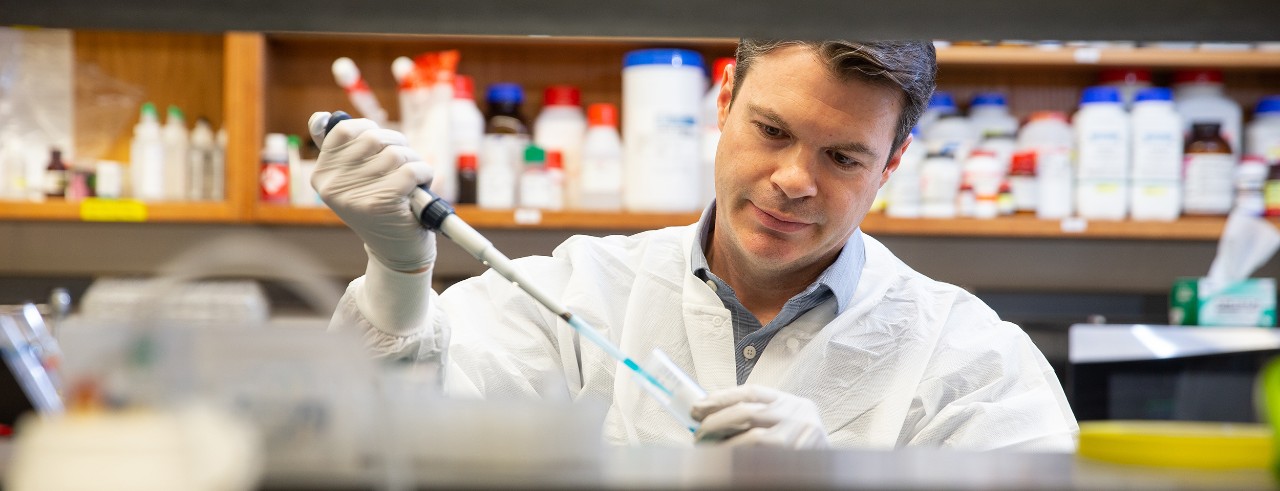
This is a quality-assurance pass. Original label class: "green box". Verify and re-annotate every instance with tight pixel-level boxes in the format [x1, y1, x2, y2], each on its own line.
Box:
[1170, 277, 1277, 327]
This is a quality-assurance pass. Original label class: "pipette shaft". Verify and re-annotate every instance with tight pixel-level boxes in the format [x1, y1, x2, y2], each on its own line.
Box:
[316, 111, 674, 399]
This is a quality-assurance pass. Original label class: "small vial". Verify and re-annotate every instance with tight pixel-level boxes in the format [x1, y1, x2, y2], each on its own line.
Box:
[44, 149, 67, 198]
[457, 153, 478, 205]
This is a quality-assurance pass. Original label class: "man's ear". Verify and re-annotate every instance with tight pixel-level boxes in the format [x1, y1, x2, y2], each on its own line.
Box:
[880, 134, 912, 188]
[716, 63, 736, 131]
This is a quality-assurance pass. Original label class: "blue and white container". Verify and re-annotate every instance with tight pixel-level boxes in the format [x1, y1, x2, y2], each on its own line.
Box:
[623, 49, 704, 212]
[1074, 86, 1130, 220]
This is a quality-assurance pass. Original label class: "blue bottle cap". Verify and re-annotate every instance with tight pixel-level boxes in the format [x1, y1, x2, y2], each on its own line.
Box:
[928, 91, 956, 111]
[970, 92, 1007, 107]
[486, 83, 524, 104]
[1134, 87, 1174, 103]
[624, 49, 705, 69]
[1080, 86, 1121, 105]
[1256, 95, 1280, 115]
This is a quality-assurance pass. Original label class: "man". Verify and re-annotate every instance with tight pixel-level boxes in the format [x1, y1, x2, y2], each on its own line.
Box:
[310, 39, 1079, 450]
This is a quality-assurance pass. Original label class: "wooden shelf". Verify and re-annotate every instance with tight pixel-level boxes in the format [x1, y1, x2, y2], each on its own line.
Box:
[253, 204, 703, 230]
[248, 204, 1261, 241]
[0, 200, 241, 223]
[859, 213, 1243, 240]
[936, 46, 1280, 68]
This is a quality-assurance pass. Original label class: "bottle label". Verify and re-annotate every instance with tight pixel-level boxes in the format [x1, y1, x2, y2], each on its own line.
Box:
[260, 161, 290, 203]
[44, 170, 67, 196]
[1077, 129, 1127, 179]
[1132, 131, 1183, 180]
[582, 155, 622, 194]
[1183, 154, 1235, 214]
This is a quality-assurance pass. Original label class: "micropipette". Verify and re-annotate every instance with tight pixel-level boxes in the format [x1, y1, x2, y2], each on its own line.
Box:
[312, 111, 705, 431]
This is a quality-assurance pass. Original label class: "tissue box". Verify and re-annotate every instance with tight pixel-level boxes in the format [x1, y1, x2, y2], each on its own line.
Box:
[1170, 277, 1277, 327]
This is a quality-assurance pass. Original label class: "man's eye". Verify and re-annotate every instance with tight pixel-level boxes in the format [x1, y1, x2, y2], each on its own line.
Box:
[829, 151, 858, 168]
[754, 122, 786, 139]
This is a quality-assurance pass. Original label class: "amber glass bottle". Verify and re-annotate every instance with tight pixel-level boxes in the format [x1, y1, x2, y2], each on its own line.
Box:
[1183, 122, 1234, 215]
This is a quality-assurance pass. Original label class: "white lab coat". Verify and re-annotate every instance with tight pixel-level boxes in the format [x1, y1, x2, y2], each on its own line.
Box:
[332, 225, 1079, 450]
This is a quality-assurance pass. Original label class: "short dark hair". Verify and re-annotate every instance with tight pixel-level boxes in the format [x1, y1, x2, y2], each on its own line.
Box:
[732, 39, 937, 163]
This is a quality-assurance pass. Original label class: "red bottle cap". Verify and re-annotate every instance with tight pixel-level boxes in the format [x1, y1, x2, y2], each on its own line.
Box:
[1098, 68, 1152, 85]
[1027, 111, 1068, 123]
[543, 85, 580, 106]
[711, 57, 735, 84]
[546, 150, 563, 170]
[453, 75, 474, 100]
[587, 103, 618, 127]
[1173, 69, 1224, 85]
[457, 153, 478, 171]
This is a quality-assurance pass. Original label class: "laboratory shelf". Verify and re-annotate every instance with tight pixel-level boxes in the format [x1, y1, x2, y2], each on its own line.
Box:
[249, 204, 1256, 241]
[858, 213, 1243, 241]
[935, 46, 1280, 68]
[0, 200, 241, 223]
[253, 204, 705, 231]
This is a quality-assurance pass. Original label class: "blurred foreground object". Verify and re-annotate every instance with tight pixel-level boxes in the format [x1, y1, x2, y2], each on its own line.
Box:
[6, 403, 260, 491]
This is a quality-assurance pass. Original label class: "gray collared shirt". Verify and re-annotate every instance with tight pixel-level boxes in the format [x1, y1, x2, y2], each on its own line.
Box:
[689, 202, 866, 385]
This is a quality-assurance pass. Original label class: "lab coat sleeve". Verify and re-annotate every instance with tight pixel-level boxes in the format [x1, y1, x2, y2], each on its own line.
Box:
[329, 256, 448, 364]
[901, 299, 1079, 452]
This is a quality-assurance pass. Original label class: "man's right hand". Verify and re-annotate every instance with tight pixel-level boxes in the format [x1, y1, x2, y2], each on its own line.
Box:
[309, 113, 436, 273]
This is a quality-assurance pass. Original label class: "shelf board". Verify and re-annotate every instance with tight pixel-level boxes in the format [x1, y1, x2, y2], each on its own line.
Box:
[250, 204, 1257, 241]
[936, 46, 1280, 68]
[252, 204, 703, 230]
[0, 200, 241, 223]
[859, 213, 1240, 240]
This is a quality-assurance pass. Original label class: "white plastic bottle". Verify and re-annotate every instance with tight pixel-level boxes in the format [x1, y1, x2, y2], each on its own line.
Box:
[918, 91, 958, 136]
[1246, 95, 1280, 165]
[1019, 111, 1074, 219]
[923, 112, 978, 163]
[970, 92, 1019, 173]
[963, 150, 1003, 219]
[477, 134, 522, 209]
[969, 92, 1019, 139]
[188, 118, 216, 201]
[1174, 69, 1243, 162]
[130, 102, 165, 201]
[1073, 86, 1130, 220]
[579, 103, 624, 211]
[212, 128, 227, 201]
[162, 105, 189, 201]
[1008, 150, 1037, 212]
[885, 127, 926, 218]
[0, 104, 25, 200]
[1129, 87, 1184, 221]
[700, 57, 734, 208]
[919, 151, 962, 219]
[450, 75, 486, 195]
[259, 133, 290, 205]
[533, 85, 587, 209]
[518, 144, 553, 209]
[623, 48, 704, 212]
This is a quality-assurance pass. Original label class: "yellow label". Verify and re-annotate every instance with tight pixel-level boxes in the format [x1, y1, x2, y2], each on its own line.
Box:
[79, 198, 148, 222]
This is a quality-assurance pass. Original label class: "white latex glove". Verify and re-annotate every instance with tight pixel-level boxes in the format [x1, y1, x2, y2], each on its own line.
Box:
[691, 384, 829, 449]
[309, 112, 436, 273]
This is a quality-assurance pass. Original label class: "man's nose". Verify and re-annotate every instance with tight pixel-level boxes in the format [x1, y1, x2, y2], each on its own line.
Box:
[771, 147, 819, 199]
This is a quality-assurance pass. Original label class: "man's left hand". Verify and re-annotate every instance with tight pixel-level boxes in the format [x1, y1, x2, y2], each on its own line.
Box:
[691, 385, 829, 449]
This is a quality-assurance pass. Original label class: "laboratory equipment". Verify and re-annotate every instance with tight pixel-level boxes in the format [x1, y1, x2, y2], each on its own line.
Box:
[312, 110, 707, 431]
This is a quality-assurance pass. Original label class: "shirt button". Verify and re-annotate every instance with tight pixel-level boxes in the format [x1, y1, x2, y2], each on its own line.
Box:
[705, 279, 717, 292]
[712, 317, 724, 327]
[742, 345, 757, 360]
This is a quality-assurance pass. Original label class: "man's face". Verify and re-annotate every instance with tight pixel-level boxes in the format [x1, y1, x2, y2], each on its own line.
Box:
[711, 46, 909, 277]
